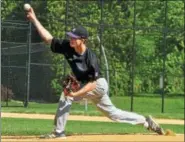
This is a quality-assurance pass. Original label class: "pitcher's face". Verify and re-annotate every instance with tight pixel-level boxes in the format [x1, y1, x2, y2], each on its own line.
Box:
[69, 37, 83, 48]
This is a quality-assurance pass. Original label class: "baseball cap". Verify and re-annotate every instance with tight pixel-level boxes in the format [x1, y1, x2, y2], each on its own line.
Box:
[67, 26, 89, 39]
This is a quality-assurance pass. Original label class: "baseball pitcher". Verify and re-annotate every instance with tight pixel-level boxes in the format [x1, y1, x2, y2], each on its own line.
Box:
[25, 5, 165, 139]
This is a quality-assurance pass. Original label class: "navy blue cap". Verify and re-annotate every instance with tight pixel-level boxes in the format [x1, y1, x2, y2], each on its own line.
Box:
[67, 26, 88, 39]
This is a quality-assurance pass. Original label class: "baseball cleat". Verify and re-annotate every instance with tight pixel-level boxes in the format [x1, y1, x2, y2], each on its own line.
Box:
[146, 115, 165, 135]
[40, 132, 66, 139]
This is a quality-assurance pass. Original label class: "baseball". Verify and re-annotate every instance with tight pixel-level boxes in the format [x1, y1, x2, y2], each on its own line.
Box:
[24, 3, 31, 11]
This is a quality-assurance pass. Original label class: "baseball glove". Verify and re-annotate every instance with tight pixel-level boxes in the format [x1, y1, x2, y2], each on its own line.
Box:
[62, 74, 80, 96]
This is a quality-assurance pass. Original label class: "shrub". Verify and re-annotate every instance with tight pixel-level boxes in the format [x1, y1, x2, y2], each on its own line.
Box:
[1, 84, 14, 101]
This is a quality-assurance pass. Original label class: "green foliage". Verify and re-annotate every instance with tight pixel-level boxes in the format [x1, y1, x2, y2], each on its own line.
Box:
[2, 0, 184, 98]
[165, 48, 184, 93]
[1, 0, 18, 20]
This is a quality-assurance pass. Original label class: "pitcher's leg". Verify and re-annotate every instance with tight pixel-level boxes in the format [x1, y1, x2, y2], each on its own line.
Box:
[95, 96, 164, 134]
[94, 94, 146, 125]
[54, 93, 73, 134]
[90, 78, 146, 125]
[89, 78, 164, 135]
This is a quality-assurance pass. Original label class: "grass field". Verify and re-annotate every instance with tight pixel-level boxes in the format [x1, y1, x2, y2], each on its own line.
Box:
[1, 96, 184, 136]
[1, 96, 184, 119]
[1, 118, 184, 136]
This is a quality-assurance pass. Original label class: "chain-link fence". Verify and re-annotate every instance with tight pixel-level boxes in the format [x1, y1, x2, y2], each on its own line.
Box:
[2, 20, 28, 106]
[1, 0, 184, 113]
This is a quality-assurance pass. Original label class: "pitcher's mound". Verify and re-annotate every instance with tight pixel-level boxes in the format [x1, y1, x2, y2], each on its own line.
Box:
[2, 134, 184, 142]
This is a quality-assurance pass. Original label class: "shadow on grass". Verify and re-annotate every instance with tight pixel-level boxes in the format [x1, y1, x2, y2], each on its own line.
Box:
[1, 105, 24, 108]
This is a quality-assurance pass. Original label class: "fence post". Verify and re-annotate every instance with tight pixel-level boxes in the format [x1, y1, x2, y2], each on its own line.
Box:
[161, 0, 168, 113]
[24, 22, 32, 107]
[6, 41, 10, 107]
[184, 0, 185, 101]
[130, 0, 136, 112]
[0, 1, 1, 107]
[99, 0, 103, 66]
[63, 0, 69, 77]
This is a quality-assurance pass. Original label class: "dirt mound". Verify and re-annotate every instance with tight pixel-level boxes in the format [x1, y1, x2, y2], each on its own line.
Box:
[2, 134, 184, 142]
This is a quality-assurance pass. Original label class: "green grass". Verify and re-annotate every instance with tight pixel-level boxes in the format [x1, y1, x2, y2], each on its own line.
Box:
[1, 118, 184, 136]
[1, 96, 184, 119]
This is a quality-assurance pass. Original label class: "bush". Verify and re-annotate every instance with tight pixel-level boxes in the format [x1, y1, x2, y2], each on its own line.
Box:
[1, 84, 14, 101]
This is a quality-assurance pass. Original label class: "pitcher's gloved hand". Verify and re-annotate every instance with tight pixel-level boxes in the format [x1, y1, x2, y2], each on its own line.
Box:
[62, 74, 80, 96]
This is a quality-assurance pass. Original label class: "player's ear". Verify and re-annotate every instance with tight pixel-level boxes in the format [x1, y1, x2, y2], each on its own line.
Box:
[81, 39, 87, 44]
